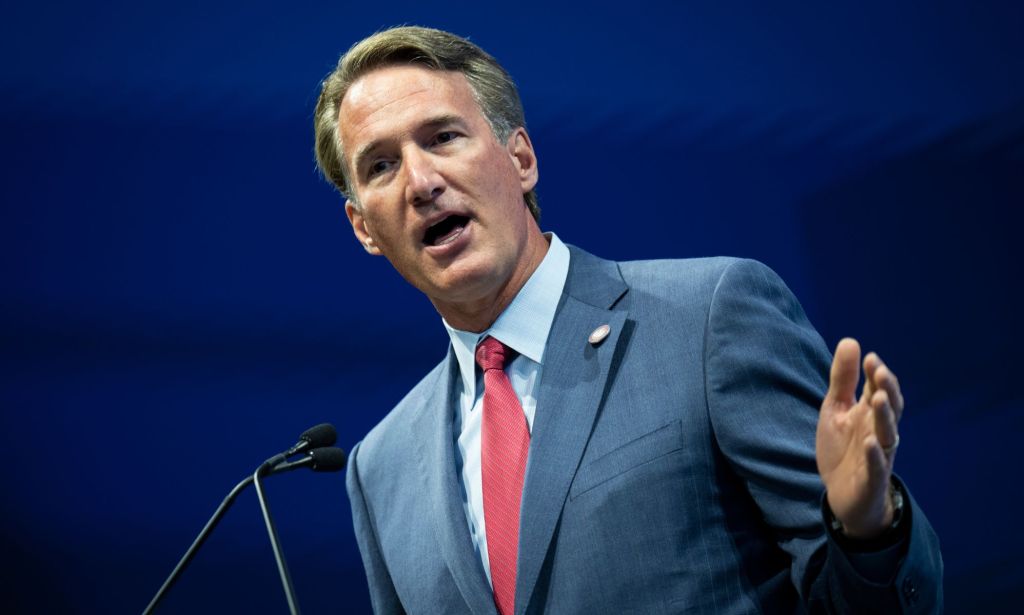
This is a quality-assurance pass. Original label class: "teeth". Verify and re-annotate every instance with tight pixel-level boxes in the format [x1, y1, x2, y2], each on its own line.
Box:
[436, 225, 463, 245]
[425, 215, 468, 247]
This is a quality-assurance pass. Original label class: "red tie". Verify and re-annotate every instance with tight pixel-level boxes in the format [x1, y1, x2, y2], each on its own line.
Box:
[476, 336, 530, 615]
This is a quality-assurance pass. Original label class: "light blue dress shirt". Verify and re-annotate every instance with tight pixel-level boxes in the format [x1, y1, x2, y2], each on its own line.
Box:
[443, 233, 570, 587]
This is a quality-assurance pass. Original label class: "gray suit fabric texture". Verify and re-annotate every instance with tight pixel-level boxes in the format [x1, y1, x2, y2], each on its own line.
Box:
[345, 245, 943, 614]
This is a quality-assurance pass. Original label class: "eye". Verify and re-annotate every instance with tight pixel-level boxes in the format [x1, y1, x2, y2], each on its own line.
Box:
[433, 131, 458, 145]
[367, 159, 392, 178]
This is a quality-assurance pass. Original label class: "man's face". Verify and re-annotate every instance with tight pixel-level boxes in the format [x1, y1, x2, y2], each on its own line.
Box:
[338, 65, 540, 312]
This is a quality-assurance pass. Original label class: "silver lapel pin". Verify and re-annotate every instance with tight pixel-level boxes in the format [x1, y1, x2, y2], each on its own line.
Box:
[588, 324, 611, 346]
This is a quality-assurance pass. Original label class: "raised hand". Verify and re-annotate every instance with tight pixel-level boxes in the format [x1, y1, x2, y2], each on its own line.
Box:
[816, 338, 905, 539]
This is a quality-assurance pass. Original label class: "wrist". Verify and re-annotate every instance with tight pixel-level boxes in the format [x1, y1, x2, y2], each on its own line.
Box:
[828, 481, 905, 542]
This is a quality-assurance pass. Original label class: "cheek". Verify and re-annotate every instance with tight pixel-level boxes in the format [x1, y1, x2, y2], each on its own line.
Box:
[362, 210, 403, 248]
[359, 192, 403, 236]
[462, 151, 519, 198]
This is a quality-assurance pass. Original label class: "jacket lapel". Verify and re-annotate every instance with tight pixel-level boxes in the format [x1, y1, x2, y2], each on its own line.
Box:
[415, 350, 498, 615]
[515, 247, 630, 615]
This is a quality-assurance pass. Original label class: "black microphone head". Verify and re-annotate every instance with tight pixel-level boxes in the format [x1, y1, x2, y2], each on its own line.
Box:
[299, 423, 337, 448]
[308, 446, 347, 472]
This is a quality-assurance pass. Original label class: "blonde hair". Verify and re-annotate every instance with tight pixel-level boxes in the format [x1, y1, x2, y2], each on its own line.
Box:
[313, 26, 539, 220]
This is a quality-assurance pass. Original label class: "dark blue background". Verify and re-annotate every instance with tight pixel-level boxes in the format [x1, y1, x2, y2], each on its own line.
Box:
[2, 1, 1021, 612]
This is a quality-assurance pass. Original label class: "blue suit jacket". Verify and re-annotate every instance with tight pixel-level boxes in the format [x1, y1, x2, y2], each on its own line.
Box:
[346, 246, 943, 614]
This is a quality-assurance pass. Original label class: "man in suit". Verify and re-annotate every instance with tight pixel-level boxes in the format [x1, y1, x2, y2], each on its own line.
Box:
[313, 26, 942, 614]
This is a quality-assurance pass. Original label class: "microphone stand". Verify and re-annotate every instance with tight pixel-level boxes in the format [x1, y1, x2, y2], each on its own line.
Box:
[254, 465, 301, 615]
[143, 425, 338, 614]
[143, 475, 254, 615]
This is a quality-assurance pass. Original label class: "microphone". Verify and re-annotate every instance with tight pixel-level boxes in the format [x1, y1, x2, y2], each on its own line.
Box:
[269, 446, 348, 475]
[143, 425, 344, 615]
[261, 423, 337, 471]
[253, 445, 348, 614]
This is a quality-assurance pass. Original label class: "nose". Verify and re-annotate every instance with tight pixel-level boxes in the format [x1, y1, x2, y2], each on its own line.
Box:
[403, 148, 446, 205]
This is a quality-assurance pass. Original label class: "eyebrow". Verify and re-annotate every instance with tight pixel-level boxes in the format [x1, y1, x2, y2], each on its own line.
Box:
[351, 114, 467, 175]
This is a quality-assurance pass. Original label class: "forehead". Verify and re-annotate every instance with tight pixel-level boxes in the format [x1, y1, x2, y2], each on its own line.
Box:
[338, 65, 483, 149]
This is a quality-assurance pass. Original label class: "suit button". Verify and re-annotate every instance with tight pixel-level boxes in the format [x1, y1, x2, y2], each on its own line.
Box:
[902, 577, 919, 605]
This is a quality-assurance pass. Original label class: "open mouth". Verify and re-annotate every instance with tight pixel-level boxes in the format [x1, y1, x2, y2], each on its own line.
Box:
[423, 214, 470, 247]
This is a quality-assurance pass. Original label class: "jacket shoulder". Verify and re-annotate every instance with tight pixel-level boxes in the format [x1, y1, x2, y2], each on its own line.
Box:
[615, 255, 780, 303]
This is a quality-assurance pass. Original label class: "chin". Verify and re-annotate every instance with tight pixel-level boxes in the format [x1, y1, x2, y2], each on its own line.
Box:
[427, 262, 507, 303]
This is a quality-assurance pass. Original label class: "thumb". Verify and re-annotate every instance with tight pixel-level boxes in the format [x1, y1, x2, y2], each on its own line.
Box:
[827, 338, 861, 408]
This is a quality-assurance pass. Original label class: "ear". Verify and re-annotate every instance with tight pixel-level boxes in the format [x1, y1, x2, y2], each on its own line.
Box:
[507, 128, 539, 193]
[345, 200, 383, 256]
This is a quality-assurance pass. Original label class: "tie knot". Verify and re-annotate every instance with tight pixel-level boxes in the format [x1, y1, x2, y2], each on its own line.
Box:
[475, 336, 514, 372]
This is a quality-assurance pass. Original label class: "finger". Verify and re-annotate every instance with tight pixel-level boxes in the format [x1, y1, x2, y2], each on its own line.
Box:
[864, 434, 891, 486]
[873, 363, 905, 423]
[860, 352, 880, 404]
[871, 390, 899, 458]
[828, 338, 861, 409]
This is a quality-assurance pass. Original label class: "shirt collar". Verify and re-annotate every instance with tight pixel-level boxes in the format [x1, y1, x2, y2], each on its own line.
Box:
[444, 232, 571, 392]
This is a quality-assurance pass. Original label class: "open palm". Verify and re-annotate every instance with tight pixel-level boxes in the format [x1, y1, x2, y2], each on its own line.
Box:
[816, 338, 904, 539]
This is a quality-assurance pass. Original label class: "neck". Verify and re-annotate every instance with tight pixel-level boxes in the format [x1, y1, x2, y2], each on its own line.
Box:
[433, 230, 550, 333]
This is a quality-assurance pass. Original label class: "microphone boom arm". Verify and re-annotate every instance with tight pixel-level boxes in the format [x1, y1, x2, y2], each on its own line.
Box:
[142, 474, 254, 615]
[254, 465, 301, 615]
[142, 436, 343, 614]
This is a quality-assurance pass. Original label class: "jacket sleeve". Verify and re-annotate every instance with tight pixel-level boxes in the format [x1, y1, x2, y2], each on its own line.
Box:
[703, 258, 943, 613]
[346, 441, 407, 614]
